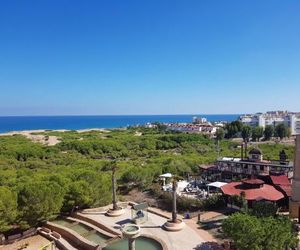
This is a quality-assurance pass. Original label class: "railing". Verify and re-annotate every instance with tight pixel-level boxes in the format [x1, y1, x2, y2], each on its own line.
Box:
[217, 166, 270, 176]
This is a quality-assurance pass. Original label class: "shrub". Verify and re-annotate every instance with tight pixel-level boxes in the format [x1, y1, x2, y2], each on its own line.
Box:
[223, 213, 298, 250]
[202, 195, 226, 210]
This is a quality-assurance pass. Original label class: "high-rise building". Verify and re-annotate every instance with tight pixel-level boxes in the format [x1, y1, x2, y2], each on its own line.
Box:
[240, 111, 300, 135]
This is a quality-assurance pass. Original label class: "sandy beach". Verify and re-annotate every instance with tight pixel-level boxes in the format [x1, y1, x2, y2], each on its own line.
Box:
[0, 128, 109, 146]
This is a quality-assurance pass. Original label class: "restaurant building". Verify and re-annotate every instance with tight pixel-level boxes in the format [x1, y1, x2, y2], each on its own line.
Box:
[206, 147, 294, 182]
[221, 178, 285, 208]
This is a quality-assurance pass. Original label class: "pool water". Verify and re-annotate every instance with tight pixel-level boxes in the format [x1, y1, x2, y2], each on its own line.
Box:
[53, 219, 75, 227]
[52, 219, 110, 245]
[85, 232, 110, 244]
[103, 236, 163, 250]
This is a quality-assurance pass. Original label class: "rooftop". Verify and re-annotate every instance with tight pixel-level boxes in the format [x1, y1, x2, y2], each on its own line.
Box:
[221, 181, 284, 201]
[242, 178, 264, 185]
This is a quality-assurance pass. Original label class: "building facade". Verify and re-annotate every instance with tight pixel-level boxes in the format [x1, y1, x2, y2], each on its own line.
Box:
[210, 148, 294, 182]
[166, 123, 217, 135]
[240, 111, 300, 135]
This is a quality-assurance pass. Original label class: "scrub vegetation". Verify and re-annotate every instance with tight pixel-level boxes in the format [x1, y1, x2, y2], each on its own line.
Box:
[0, 127, 294, 233]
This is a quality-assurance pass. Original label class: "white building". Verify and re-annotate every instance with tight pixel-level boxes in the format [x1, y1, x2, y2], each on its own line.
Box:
[192, 116, 207, 124]
[240, 111, 300, 135]
[166, 123, 217, 135]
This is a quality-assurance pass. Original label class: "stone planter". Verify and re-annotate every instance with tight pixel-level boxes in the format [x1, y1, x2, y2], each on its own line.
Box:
[163, 219, 185, 232]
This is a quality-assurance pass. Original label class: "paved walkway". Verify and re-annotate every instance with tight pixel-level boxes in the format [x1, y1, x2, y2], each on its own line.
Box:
[148, 207, 216, 242]
[81, 205, 205, 250]
[0, 235, 53, 250]
[199, 211, 225, 221]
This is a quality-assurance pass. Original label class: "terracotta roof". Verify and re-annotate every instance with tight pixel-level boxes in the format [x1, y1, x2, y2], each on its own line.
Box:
[221, 182, 284, 201]
[242, 178, 264, 185]
[277, 185, 292, 197]
[270, 175, 290, 185]
[270, 175, 292, 197]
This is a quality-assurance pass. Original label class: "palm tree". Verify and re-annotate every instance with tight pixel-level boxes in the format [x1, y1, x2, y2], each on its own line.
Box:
[106, 161, 125, 217]
[164, 175, 185, 231]
[111, 165, 118, 210]
[171, 179, 178, 223]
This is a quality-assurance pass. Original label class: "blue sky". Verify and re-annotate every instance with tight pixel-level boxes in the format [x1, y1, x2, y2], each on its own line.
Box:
[0, 0, 299, 115]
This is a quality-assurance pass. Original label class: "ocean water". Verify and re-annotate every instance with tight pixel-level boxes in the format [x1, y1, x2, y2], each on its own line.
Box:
[0, 114, 240, 133]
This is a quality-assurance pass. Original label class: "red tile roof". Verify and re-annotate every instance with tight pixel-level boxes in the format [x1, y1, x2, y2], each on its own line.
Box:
[242, 179, 264, 185]
[278, 185, 292, 197]
[221, 182, 284, 201]
[270, 175, 290, 185]
[270, 175, 292, 197]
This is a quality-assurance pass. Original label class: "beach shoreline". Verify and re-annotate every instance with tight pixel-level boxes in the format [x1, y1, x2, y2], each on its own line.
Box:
[0, 128, 110, 146]
[0, 128, 110, 136]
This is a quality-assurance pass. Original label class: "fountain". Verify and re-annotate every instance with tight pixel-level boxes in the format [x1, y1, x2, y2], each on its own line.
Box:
[106, 165, 125, 217]
[121, 224, 140, 250]
[163, 179, 185, 232]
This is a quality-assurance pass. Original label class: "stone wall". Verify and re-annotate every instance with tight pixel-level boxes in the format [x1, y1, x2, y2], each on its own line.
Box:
[290, 200, 300, 219]
[0, 228, 37, 245]
[74, 213, 121, 237]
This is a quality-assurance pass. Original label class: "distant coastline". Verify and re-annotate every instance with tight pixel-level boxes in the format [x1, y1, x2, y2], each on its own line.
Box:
[0, 128, 110, 146]
[0, 114, 240, 133]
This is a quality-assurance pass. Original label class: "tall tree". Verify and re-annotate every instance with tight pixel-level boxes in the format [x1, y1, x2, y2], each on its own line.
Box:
[225, 120, 243, 138]
[252, 126, 264, 142]
[18, 181, 64, 228]
[241, 125, 252, 142]
[275, 123, 287, 140]
[171, 179, 178, 223]
[62, 180, 93, 212]
[264, 125, 274, 141]
[0, 187, 17, 232]
[215, 128, 225, 141]
[286, 127, 292, 138]
[215, 128, 225, 157]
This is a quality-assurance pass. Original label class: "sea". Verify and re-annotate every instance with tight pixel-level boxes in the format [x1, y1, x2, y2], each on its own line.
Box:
[0, 114, 240, 133]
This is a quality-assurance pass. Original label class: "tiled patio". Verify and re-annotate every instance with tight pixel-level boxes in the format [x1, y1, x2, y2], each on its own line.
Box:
[80, 205, 205, 250]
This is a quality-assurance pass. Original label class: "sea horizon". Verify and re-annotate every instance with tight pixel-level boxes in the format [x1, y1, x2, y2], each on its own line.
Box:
[0, 114, 240, 133]
[0, 113, 242, 117]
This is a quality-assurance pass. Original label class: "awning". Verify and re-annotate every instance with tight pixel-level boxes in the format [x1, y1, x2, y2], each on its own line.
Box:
[159, 173, 172, 178]
[207, 181, 227, 188]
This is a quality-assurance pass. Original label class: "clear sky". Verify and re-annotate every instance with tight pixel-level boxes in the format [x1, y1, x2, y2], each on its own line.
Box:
[0, 0, 299, 115]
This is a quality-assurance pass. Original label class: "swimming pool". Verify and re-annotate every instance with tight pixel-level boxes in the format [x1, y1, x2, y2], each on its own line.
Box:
[103, 236, 163, 250]
[51, 218, 110, 245]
